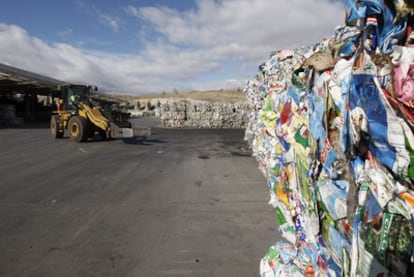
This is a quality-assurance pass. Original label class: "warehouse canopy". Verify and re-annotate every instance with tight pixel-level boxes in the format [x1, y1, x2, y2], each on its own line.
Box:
[0, 63, 65, 97]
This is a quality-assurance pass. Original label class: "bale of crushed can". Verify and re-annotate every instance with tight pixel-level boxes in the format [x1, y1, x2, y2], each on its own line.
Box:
[245, 1, 414, 276]
[158, 98, 250, 128]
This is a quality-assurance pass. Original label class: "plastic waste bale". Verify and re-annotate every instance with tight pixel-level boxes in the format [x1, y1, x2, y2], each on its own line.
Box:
[245, 1, 414, 276]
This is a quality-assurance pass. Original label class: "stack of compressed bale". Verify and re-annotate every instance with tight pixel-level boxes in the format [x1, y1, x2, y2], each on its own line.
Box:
[186, 100, 249, 128]
[158, 98, 250, 128]
[186, 100, 218, 128]
[221, 102, 250, 128]
[159, 98, 187, 128]
[245, 1, 414, 276]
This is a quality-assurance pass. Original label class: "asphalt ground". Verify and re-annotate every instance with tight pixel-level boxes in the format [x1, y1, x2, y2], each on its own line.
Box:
[0, 118, 280, 277]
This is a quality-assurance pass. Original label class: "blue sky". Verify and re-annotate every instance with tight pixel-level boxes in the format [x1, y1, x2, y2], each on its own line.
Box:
[0, 0, 346, 94]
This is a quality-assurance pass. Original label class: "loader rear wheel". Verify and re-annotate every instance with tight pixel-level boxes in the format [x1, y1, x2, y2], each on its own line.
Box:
[68, 116, 88, 142]
[50, 115, 63, 139]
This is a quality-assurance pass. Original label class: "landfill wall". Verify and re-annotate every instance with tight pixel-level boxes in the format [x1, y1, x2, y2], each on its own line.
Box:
[130, 98, 250, 128]
[245, 1, 414, 276]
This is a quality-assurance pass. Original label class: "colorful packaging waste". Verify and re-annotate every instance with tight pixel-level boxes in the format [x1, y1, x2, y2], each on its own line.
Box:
[245, 1, 414, 276]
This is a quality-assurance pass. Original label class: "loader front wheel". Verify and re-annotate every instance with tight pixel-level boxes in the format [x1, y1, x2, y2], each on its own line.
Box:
[50, 115, 64, 139]
[68, 116, 88, 142]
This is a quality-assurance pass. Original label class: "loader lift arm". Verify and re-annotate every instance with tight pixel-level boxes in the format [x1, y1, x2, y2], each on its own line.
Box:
[77, 102, 111, 136]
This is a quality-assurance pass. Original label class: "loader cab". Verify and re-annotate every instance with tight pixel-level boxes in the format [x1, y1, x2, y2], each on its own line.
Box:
[60, 84, 94, 111]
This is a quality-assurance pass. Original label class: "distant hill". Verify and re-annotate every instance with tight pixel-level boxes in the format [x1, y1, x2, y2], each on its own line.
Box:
[110, 89, 247, 103]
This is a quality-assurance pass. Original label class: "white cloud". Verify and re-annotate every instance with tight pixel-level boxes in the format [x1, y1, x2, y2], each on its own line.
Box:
[58, 28, 73, 40]
[134, 0, 344, 57]
[99, 14, 119, 32]
[77, 1, 121, 33]
[0, 0, 345, 94]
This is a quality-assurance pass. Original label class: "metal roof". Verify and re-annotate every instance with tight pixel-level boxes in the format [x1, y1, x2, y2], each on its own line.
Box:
[0, 63, 65, 96]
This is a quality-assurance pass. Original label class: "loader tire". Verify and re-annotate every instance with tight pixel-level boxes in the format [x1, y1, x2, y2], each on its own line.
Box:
[68, 116, 88, 142]
[50, 115, 64, 139]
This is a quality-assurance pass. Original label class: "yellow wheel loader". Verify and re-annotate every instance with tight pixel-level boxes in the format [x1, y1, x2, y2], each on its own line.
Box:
[50, 84, 137, 142]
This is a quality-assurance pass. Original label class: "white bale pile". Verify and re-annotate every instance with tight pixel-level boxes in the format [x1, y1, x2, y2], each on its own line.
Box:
[156, 98, 250, 128]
